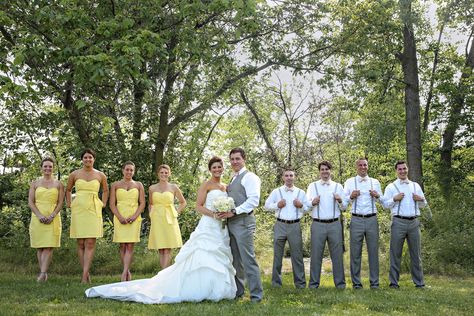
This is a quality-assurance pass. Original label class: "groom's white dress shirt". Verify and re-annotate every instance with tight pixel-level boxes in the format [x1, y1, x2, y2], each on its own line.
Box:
[231, 167, 261, 215]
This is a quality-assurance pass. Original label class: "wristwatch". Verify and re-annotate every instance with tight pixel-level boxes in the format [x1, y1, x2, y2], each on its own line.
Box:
[231, 208, 236, 215]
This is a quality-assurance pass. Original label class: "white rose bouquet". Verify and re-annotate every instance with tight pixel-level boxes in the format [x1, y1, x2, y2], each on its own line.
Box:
[213, 196, 235, 228]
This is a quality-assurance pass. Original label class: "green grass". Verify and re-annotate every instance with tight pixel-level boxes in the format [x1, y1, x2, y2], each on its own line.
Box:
[0, 273, 472, 316]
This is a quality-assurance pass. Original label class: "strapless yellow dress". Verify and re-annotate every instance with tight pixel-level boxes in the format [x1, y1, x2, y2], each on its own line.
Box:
[113, 188, 142, 243]
[29, 187, 61, 248]
[70, 179, 103, 238]
[148, 191, 182, 249]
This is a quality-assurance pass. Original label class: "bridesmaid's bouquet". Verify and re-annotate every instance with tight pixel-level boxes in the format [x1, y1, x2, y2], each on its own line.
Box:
[213, 196, 235, 228]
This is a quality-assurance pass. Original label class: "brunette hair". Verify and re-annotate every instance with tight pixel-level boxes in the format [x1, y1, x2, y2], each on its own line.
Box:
[229, 147, 246, 160]
[395, 160, 407, 169]
[318, 160, 332, 170]
[122, 161, 135, 169]
[208, 156, 223, 170]
[81, 148, 96, 159]
[40, 157, 55, 167]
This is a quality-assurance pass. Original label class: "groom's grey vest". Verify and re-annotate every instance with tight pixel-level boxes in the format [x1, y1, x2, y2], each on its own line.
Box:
[228, 170, 250, 220]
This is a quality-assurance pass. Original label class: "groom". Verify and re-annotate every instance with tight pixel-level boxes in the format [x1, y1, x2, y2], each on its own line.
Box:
[218, 147, 263, 302]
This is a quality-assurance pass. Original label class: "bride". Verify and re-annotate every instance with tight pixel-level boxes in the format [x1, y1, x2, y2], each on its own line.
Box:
[85, 156, 237, 303]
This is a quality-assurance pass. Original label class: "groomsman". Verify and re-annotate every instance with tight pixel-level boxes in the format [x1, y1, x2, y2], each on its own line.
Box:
[264, 168, 310, 289]
[343, 158, 383, 289]
[383, 160, 427, 288]
[306, 161, 347, 289]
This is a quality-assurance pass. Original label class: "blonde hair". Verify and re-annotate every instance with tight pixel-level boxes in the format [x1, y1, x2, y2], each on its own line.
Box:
[157, 164, 171, 173]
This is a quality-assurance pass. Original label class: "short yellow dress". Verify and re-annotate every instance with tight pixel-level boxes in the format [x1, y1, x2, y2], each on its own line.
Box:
[70, 179, 103, 238]
[113, 188, 142, 243]
[29, 187, 61, 248]
[148, 191, 183, 249]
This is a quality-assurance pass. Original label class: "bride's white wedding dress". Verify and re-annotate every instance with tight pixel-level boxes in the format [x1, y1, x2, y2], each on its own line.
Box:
[85, 189, 236, 304]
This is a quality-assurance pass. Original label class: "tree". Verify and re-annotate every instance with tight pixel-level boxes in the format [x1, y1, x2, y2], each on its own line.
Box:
[397, 0, 424, 186]
[0, 0, 350, 176]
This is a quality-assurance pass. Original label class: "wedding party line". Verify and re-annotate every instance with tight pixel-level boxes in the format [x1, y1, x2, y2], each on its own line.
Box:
[29, 147, 428, 303]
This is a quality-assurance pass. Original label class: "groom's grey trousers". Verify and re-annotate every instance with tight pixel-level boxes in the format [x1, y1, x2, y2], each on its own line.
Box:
[227, 213, 263, 301]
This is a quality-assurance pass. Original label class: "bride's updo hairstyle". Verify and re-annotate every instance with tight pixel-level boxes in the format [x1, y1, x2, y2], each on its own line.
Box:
[208, 156, 223, 170]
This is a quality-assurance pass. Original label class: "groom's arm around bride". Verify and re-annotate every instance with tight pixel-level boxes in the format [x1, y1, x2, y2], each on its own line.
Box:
[217, 147, 263, 302]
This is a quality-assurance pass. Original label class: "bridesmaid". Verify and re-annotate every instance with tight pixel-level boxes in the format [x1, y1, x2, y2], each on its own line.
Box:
[148, 164, 187, 269]
[66, 149, 108, 283]
[28, 157, 64, 282]
[109, 161, 145, 281]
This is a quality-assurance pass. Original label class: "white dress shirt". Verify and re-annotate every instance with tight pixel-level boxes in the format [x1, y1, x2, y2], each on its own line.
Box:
[343, 175, 383, 215]
[306, 180, 347, 220]
[382, 179, 427, 217]
[232, 167, 261, 215]
[264, 185, 311, 220]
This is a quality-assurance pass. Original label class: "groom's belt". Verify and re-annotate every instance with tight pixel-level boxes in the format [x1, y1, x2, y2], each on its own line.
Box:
[313, 217, 339, 223]
[276, 218, 300, 224]
[229, 210, 254, 220]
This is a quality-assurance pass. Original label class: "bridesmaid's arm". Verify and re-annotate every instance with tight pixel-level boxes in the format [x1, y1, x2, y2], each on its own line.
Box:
[195, 183, 215, 218]
[65, 172, 75, 208]
[28, 181, 46, 223]
[109, 183, 126, 224]
[174, 184, 187, 214]
[100, 172, 109, 208]
[130, 182, 146, 222]
[148, 186, 154, 213]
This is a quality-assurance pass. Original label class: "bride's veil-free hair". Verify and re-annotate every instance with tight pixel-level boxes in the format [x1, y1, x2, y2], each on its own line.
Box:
[208, 156, 223, 170]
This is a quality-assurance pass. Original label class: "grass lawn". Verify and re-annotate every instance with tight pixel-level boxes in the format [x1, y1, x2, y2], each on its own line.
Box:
[0, 273, 472, 315]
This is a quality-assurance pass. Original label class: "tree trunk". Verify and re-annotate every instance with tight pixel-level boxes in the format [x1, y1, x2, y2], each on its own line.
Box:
[439, 33, 474, 196]
[61, 79, 91, 147]
[398, 0, 423, 187]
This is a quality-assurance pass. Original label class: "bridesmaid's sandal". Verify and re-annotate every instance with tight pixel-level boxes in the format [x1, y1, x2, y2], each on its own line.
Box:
[37, 272, 47, 282]
[127, 270, 132, 281]
[81, 273, 91, 284]
[121, 272, 128, 282]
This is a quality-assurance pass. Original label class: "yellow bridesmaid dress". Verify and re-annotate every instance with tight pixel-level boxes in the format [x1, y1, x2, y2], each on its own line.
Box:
[148, 191, 182, 249]
[113, 188, 141, 243]
[29, 187, 61, 248]
[70, 179, 103, 238]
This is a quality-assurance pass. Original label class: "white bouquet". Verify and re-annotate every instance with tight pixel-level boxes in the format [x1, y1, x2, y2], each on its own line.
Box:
[213, 196, 235, 228]
[213, 196, 235, 212]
